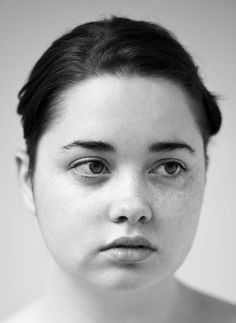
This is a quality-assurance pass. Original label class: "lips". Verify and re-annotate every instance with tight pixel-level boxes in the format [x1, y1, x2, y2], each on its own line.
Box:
[101, 236, 156, 263]
[102, 236, 156, 251]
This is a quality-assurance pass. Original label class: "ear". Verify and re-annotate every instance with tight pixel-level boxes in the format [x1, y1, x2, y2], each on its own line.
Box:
[15, 149, 36, 215]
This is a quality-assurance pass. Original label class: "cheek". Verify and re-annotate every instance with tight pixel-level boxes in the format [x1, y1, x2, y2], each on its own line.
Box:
[153, 173, 205, 269]
[33, 176, 106, 269]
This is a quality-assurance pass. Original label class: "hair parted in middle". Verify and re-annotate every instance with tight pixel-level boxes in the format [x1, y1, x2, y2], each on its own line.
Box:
[17, 16, 221, 175]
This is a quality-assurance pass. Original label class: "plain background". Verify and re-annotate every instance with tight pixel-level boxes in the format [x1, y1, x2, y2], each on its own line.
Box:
[0, 0, 236, 320]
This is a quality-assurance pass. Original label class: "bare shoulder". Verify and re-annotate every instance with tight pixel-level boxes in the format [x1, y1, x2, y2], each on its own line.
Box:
[0, 300, 43, 323]
[179, 282, 236, 323]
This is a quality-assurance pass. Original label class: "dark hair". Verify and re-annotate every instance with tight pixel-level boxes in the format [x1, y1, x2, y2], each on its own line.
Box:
[17, 16, 221, 176]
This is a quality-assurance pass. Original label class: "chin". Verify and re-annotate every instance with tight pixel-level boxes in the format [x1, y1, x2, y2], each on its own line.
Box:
[83, 267, 169, 295]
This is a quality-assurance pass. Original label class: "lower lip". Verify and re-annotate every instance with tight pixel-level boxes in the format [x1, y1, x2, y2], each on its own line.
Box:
[101, 247, 155, 263]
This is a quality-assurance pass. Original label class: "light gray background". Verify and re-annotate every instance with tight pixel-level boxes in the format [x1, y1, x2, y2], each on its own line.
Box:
[1, 0, 236, 320]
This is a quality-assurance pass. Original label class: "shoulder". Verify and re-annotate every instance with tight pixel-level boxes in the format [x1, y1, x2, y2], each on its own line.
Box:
[179, 282, 236, 323]
[193, 290, 236, 323]
[0, 300, 43, 323]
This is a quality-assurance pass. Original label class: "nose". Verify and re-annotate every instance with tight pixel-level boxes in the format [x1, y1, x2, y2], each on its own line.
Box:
[108, 174, 152, 225]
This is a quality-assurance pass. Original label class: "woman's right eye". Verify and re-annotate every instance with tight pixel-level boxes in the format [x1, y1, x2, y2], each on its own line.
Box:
[71, 159, 110, 179]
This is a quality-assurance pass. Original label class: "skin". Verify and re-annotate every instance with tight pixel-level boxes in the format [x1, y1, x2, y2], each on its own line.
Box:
[12, 75, 236, 323]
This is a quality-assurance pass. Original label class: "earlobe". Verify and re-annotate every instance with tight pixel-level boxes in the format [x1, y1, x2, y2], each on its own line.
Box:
[15, 149, 36, 215]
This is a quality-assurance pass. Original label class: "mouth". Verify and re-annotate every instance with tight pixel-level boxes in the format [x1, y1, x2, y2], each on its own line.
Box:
[101, 236, 156, 263]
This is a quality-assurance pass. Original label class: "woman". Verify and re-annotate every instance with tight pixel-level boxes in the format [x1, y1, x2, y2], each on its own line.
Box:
[4, 16, 236, 323]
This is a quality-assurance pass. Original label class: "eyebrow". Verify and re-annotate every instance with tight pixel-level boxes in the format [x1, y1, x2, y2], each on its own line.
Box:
[148, 141, 195, 154]
[62, 140, 115, 152]
[61, 140, 195, 154]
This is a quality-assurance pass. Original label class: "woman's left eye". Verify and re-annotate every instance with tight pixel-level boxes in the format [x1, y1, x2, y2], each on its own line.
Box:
[71, 159, 110, 177]
[149, 160, 186, 177]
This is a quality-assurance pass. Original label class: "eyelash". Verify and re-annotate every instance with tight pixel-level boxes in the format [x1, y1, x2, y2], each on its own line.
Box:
[149, 159, 186, 178]
[70, 158, 110, 180]
[69, 158, 187, 182]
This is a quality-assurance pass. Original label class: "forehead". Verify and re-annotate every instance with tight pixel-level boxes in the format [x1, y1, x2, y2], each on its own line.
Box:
[42, 75, 203, 151]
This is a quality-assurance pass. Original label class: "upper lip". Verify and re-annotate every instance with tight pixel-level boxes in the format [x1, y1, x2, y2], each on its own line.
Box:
[101, 235, 156, 251]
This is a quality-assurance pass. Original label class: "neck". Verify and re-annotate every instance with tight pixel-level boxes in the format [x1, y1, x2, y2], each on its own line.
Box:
[41, 259, 181, 323]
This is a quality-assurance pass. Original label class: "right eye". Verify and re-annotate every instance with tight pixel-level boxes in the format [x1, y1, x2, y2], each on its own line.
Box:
[71, 159, 110, 178]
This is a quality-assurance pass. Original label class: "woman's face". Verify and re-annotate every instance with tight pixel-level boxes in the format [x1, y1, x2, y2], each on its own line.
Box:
[28, 75, 206, 292]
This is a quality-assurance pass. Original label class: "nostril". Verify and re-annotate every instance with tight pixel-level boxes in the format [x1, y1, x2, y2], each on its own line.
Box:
[140, 215, 147, 223]
[117, 216, 127, 223]
[108, 200, 152, 225]
[115, 214, 149, 224]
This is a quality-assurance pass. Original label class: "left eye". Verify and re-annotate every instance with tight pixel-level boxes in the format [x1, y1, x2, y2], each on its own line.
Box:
[72, 160, 110, 177]
[150, 160, 185, 177]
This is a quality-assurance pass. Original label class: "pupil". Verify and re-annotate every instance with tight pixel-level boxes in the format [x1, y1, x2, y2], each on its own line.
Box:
[89, 161, 104, 174]
[165, 162, 178, 174]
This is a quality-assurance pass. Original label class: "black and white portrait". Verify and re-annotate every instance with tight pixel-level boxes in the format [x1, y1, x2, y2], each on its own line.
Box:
[1, 1, 236, 322]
